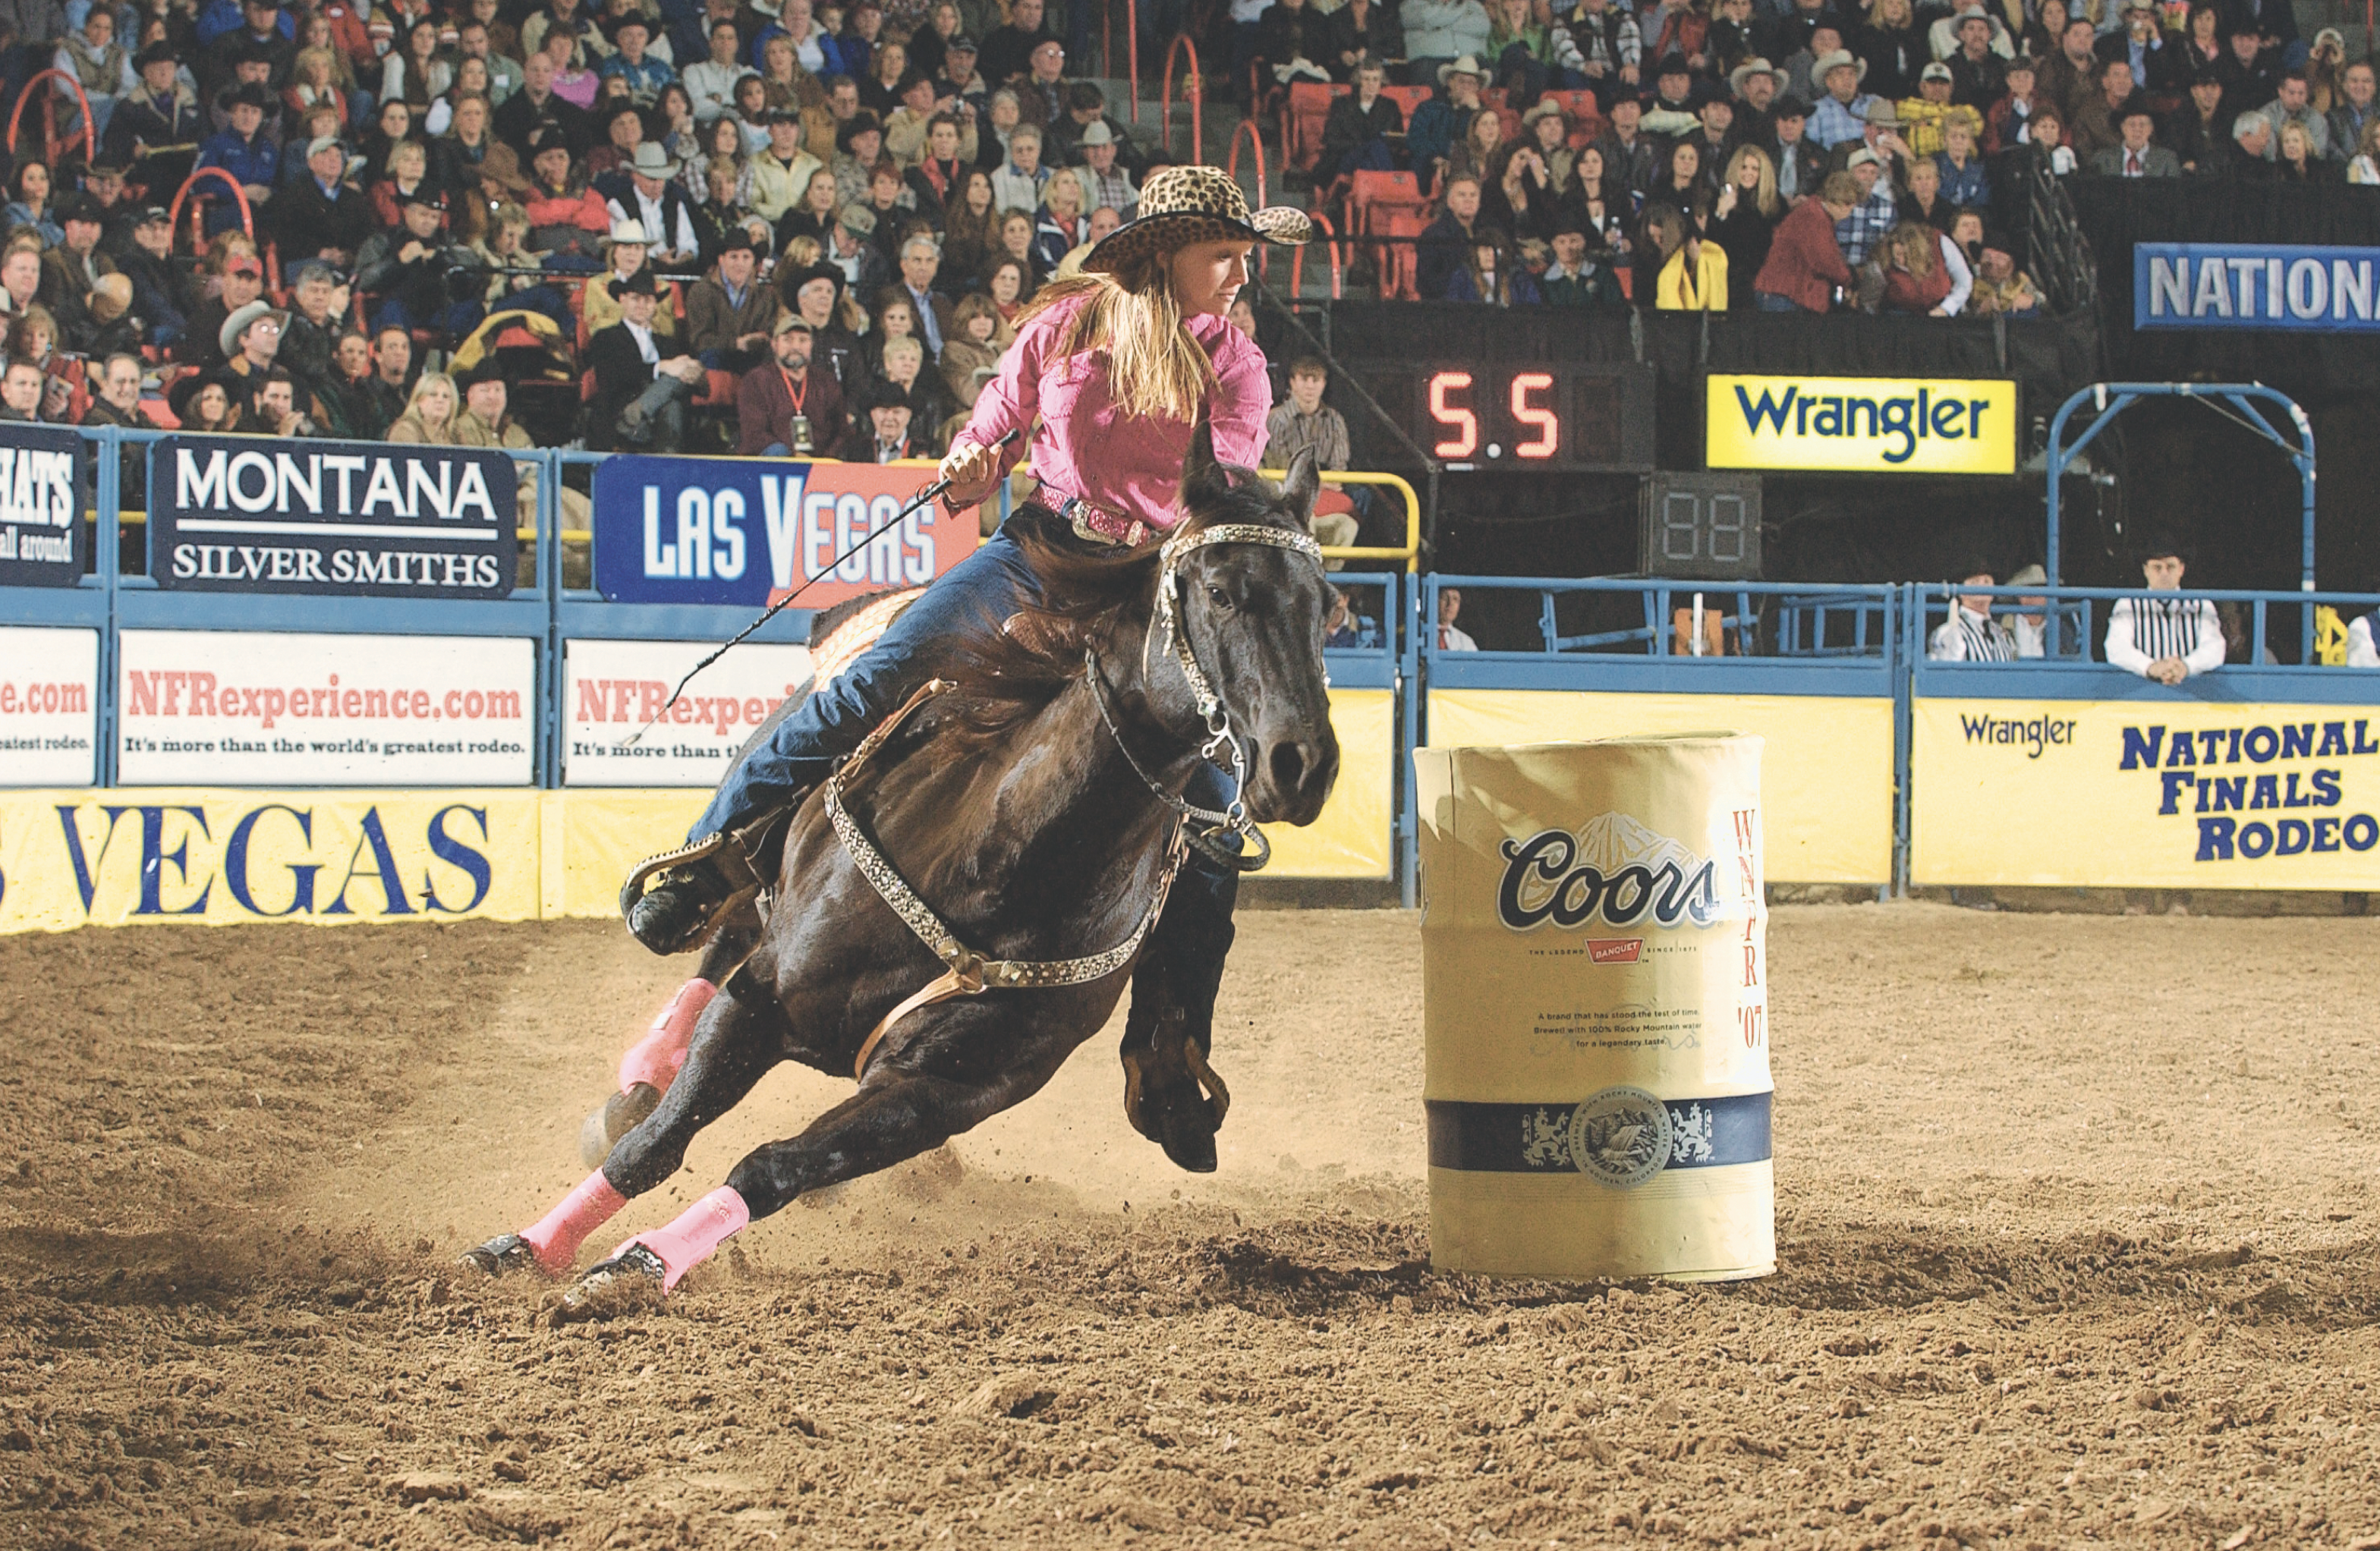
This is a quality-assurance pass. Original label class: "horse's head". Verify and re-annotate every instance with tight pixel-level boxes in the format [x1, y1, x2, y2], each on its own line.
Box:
[1163, 425, 1340, 826]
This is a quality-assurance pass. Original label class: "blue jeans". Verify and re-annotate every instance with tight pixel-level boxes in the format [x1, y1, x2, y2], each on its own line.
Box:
[693, 518, 1236, 838]
[1755, 291, 1805, 312]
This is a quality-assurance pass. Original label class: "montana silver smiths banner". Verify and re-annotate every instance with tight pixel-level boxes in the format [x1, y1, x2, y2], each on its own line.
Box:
[0, 425, 85, 587]
[148, 435, 518, 598]
[590, 455, 974, 609]
[2133, 243, 2380, 331]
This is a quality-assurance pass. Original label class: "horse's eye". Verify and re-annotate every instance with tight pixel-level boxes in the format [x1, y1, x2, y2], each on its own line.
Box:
[1205, 584, 1231, 609]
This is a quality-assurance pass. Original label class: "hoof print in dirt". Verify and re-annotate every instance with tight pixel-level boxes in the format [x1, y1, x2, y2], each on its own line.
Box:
[394, 1472, 470, 1505]
[960, 1376, 1060, 1420]
[458, 1234, 545, 1279]
[545, 1244, 667, 1326]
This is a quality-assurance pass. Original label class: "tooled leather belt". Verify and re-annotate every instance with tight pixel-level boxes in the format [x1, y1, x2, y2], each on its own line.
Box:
[1034, 480, 1158, 549]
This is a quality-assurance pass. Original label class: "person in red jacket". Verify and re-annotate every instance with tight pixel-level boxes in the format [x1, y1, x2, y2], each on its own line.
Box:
[1752, 169, 1857, 312]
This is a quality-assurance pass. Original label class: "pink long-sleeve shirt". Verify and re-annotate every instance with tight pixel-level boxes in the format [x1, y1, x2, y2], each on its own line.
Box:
[949, 290, 1274, 535]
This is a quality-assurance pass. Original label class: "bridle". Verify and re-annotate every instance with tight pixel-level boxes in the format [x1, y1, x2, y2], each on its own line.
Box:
[1088, 518, 1326, 873]
[830, 516, 1324, 1082]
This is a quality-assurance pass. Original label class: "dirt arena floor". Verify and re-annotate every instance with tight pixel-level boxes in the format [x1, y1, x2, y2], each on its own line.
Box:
[4, 903, 2378, 1551]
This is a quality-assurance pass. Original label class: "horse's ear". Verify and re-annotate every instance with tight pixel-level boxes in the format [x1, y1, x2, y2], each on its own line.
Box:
[1280, 447, 1321, 531]
[1182, 417, 1232, 507]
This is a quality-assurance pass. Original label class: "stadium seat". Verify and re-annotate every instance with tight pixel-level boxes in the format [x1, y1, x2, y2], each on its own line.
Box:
[1375, 209, 1428, 300]
[698, 368, 738, 407]
[1283, 81, 1349, 176]
[1379, 84, 1432, 127]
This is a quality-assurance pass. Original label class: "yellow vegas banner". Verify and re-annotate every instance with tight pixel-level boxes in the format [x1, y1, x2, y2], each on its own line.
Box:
[1706, 374, 2018, 475]
[1425, 689, 1892, 883]
[1911, 700, 2380, 888]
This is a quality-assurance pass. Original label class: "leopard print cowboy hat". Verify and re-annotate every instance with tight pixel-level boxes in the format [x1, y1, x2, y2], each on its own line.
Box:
[1082, 165, 1313, 275]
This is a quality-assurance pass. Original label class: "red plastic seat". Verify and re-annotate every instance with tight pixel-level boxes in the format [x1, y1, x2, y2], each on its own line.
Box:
[1379, 84, 1433, 125]
[1283, 80, 1349, 175]
[1375, 209, 1428, 300]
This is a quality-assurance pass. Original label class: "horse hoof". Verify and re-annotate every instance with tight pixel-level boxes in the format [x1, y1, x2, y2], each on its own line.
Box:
[1154, 1084, 1220, 1175]
[546, 1243, 668, 1325]
[459, 1233, 545, 1279]
[578, 1083, 663, 1170]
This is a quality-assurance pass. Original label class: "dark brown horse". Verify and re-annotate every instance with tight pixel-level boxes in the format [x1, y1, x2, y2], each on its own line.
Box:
[466, 432, 1339, 1307]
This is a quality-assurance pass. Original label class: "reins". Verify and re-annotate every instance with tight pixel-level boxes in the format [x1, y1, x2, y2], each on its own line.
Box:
[833, 518, 1324, 1082]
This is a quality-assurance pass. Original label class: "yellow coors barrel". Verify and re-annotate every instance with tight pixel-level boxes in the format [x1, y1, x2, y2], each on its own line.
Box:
[1415, 735, 1774, 1281]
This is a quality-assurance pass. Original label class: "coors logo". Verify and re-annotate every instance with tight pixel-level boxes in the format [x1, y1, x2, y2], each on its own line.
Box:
[1497, 813, 1721, 932]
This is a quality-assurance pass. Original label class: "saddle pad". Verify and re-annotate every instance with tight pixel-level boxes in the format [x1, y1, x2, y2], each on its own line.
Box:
[811, 587, 926, 693]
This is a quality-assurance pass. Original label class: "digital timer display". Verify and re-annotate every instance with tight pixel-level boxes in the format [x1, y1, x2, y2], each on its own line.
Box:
[1340, 361, 1655, 472]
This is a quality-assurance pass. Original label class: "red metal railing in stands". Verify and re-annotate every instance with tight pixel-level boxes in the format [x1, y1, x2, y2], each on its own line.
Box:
[166, 167, 258, 246]
[1292, 209, 1343, 298]
[1159, 33, 1203, 164]
[4, 68, 95, 164]
[1225, 115, 1267, 206]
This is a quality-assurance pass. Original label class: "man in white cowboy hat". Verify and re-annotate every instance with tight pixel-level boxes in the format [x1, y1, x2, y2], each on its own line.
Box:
[1402, 0, 1492, 93]
[582, 216, 682, 338]
[1809, 48, 1876, 148]
[216, 294, 291, 419]
[607, 142, 703, 268]
[1925, 0, 2013, 66]
[1408, 52, 1485, 173]
[1072, 121, 1138, 220]
[1727, 57, 1780, 145]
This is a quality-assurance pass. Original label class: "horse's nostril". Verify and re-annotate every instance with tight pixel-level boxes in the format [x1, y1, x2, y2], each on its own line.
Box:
[1267, 740, 1308, 795]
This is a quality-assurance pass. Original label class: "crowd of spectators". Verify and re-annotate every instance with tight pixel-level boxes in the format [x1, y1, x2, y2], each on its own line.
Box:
[1294, 0, 2362, 313]
[0, 0, 2356, 469]
[0, 0, 1212, 459]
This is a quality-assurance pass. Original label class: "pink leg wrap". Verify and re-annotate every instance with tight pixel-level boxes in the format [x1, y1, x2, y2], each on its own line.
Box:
[518, 1170, 628, 1276]
[618, 1187, 750, 1291]
[619, 978, 718, 1095]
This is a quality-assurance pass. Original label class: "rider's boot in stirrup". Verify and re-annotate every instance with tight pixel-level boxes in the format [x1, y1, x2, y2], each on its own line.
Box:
[620, 836, 761, 956]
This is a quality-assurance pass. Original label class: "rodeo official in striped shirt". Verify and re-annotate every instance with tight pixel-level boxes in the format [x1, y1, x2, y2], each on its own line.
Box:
[2105, 535, 2224, 685]
[1927, 565, 2016, 662]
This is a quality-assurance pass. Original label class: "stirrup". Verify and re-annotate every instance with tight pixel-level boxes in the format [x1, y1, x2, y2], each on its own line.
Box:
[619, 831, 764, 925]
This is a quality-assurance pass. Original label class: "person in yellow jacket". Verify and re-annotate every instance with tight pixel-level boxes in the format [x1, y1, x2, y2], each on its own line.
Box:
[1646, 207, 1729, 310]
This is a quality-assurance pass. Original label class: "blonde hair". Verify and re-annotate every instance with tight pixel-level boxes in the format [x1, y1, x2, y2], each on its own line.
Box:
[406, 370, 459, 423]
[1019, 250, 1219, 425]
[1724, 143, 1778, 217]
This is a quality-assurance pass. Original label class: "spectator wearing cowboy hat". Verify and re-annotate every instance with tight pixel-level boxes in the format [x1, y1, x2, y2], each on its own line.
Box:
[118, 206, 196, 351]
[584, 216, 675, 335]
[1767, 94, 1826, 203]
[842, 377, 921, 461]
[1727, 57, 1781, 149]
[826, 202, 893, 295]
[737, 310, 846, 455]
[1539, 216, 1626, 308]
[356, 189, 476, 338]
[1944, 13, 2006, 108]
[194, 83, 280, 235]
[599, 10, 675, 104]
[104, 46, 206, 192]
[216, 293, 290, 414]
[590, 269, 707, 451]
[606, 142, 704, 264]
[686, 226, 776, 370]
[1833, 99, 1915, 188]
[1809, 49, 1877, 148]
[2098, 0, 2180, 95]
[830, 109, 887, 206]
[179, 251, 266, 369]
[1408, 53, 1485, 175]
[37, 199, 116, 324]
[2091, 99, 2180, 175]
[275, 137, 374, 268]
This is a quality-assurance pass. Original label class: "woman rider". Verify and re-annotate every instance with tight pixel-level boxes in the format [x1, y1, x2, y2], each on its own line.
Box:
[624, 167, 1311, 1170]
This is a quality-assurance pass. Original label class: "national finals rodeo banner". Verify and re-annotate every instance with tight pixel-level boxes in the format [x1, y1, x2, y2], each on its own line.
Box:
[1911, 701, 2380, 889]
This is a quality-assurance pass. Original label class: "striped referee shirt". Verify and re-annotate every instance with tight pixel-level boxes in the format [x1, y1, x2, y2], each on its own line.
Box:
[1928, 606, 2014, 662]
[2105, 594, 2225, 678]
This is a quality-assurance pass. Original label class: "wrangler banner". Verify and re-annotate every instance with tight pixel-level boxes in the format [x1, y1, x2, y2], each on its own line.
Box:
[1911, 700, 2380, 888]
[1705, 374, 2018, 474]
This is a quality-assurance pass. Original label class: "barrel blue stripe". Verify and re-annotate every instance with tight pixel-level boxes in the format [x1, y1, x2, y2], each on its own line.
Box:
[1425, 1093, 1772, 1172]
